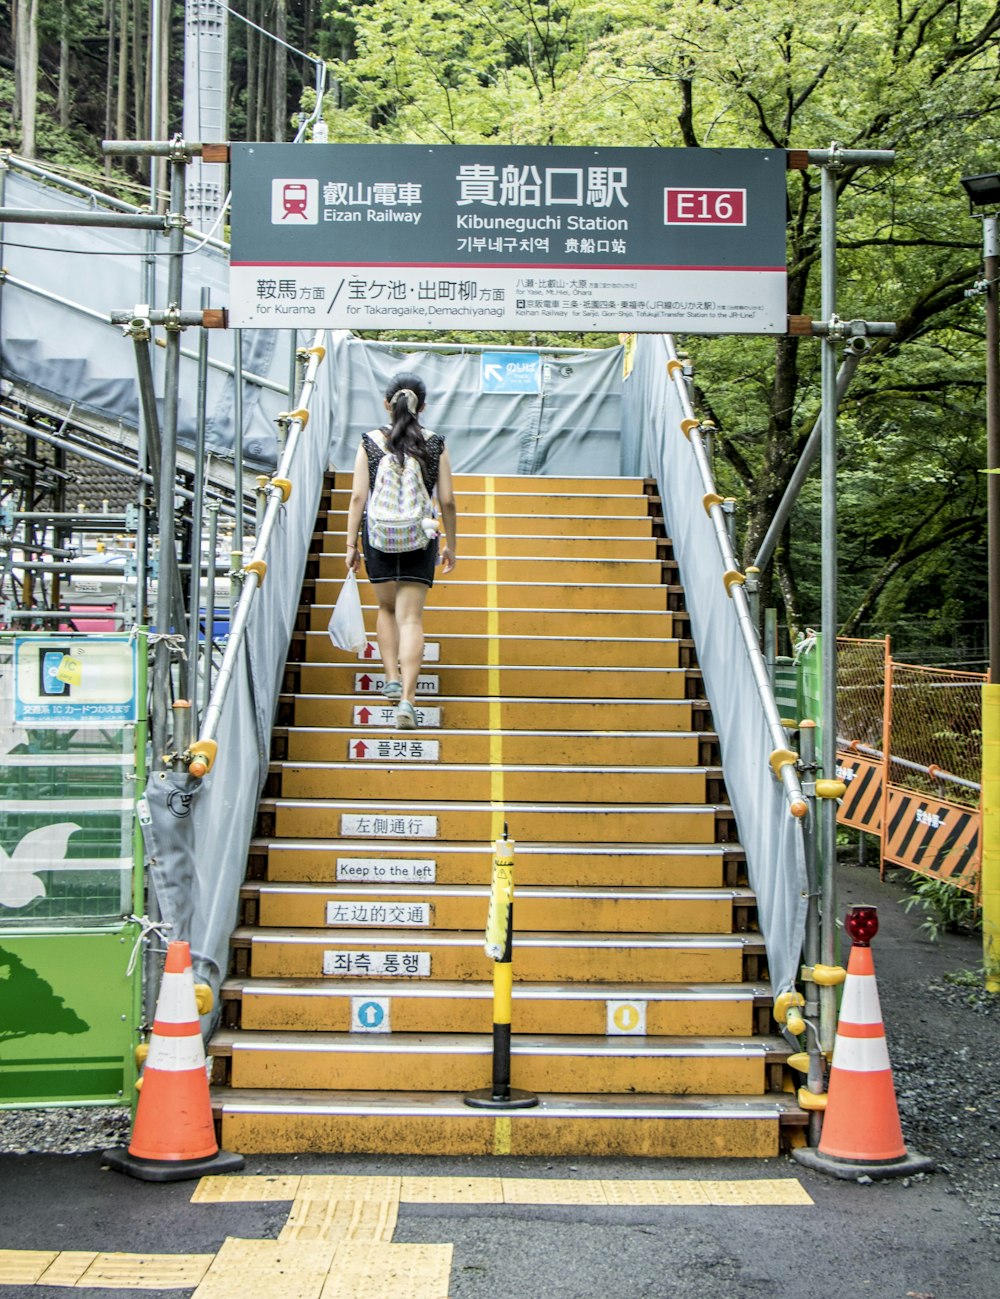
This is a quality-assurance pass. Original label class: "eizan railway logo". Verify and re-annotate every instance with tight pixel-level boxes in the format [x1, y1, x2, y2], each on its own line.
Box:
[271, 179, 318, 224]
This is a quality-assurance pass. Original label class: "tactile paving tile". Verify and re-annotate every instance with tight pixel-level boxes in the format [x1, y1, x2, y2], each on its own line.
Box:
[0, 1252, 58, 1284]
[702, 1179, 814, 1206]
[501, 1178, 609, 1205]
[192, 1175, 302, 1203]
[278, 1197, 399, 1244]
[400, 1176, 504, 1204]
[36, 1251, 98, 1286]
[602, 1181, 713, 1206]
[295, 1175, 402, 1203]
[319, 1244, 453, 1299]
[192, 1239, 336, 1299]
[77, 1252, 215, 1289]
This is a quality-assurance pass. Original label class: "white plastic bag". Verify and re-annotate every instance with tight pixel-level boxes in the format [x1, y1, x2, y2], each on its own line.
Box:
[328, 570, 367, 652]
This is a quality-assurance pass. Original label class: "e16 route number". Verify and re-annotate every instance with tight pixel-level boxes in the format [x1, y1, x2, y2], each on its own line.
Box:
[664, 188, 746, 226]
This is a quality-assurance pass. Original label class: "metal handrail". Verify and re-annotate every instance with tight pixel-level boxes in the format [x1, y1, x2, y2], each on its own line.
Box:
[843, 740, 981, 793]
[663, 336, 807, 819]
[187, 331, 327, 778]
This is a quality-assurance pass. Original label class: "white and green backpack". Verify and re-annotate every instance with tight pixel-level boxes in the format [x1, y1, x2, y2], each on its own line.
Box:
[366, 429, 437, 553]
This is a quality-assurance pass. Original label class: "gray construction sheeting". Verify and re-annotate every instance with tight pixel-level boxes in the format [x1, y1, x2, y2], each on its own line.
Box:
[326, 334, 625, 476]
[621, 333, 807, 998]
[0, 170, 286, 464]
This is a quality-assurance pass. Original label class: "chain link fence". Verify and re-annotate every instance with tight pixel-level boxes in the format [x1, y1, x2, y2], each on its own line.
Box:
[887, 662, 984, 808]
[837, 636, 888, 750]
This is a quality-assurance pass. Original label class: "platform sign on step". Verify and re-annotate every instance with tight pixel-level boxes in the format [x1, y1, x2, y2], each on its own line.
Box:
[358, 641, 439, 662]
[481, 352, 541, 394]
[607, 1000, 647, 1035]
[323, 950, 431, 977]
[348, 738, 440, 761]
[353, 704, 442, 728]
[327, 900, 432, 927]
[340, 814, 438, 839]
[355, 672, 439, 695]
[337, 858, 437, 883]
[351, 997, 391, 1033]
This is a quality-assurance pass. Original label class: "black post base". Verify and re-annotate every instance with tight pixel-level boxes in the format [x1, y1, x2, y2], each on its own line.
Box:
[464, 1087, 539, 1110]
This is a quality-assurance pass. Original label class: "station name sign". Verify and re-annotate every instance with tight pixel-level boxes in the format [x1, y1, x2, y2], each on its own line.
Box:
[229, 143, 787, 333]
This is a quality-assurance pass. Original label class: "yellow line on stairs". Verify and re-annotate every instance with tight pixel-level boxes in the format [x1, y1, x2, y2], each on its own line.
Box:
[485, 475, 505, 842]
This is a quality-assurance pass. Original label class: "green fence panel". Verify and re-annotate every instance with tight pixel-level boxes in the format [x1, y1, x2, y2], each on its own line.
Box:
[0, 633, 144, 1105]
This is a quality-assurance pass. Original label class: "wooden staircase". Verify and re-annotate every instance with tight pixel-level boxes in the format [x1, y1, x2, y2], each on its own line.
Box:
[209, 473, 802, 1157]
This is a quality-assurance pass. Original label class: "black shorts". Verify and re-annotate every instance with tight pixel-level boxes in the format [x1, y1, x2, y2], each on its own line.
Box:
[362, 518, 438, 587]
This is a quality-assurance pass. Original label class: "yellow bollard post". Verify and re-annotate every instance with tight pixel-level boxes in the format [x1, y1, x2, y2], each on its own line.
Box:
[981, 684, 1000, 992]
[465, 827, 538, 1110]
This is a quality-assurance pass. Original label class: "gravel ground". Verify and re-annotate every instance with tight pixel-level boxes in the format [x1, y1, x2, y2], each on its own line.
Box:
[1, 859, 996, 1238]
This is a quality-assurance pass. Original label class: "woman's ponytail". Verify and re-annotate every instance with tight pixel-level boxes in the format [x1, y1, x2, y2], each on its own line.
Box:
[384, 372, 429, 469]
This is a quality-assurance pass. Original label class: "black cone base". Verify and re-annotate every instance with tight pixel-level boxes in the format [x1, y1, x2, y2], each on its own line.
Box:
[101, 1146, 245, 1183]
[464, 1087, 539, 1110]
[793, 1146, 934, 1181]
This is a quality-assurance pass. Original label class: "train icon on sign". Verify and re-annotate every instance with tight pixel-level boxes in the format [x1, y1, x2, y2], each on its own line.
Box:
[270, 177, 318, 224]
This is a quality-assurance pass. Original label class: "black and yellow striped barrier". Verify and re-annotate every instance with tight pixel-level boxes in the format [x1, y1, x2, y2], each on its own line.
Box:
[465, 829, 538, 1110]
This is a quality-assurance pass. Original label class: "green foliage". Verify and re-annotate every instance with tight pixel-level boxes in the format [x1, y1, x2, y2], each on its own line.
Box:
[901, 875, 983, 941]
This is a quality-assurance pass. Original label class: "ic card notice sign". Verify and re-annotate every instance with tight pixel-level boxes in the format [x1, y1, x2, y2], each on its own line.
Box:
[229, 144, 787, 334]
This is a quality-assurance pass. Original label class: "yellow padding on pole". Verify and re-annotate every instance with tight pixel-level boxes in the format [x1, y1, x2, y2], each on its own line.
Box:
[812, 963, 847, 986]
[680, 417, 699, 439]
[277, 407, 310, 429]
[667, 358, 684, 378]
[981, 683, 1000, 990]
[815, 778, 847, 800]
[770, 747, 798, 781]
[773, 990, 805, 1026]
[484, 838, 515, 959]
[270, 477, 292, 502]
[702, 492, 724, 515]
[307, 345, 326, 361]
[797, 1087, 828, 1111]
[493, 962, 513, 1026]
[188, 738, 218, 779]
[244, 559, 267, 585]
[194, 983, 214, 1015]
[723, 569, 745, 596]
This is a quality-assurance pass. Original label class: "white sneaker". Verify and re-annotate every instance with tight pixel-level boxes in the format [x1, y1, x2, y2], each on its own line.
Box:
[396, 700, 417, 729]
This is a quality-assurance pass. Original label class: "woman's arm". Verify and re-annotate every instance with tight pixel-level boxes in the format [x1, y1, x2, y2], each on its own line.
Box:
[436, 447, 457, 574]
[345, 443, 369, 572]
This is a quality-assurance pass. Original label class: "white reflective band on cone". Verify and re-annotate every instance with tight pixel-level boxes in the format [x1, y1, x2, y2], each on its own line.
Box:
[830, 1033, 892, 1073]
[152, 970, 199, 1024]
[145, 1032, 207, 1072]
[838, 974, 884, 1026]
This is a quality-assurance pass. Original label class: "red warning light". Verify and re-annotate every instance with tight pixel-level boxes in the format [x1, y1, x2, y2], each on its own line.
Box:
[282, 183, 309, 219]
[844, 905, 879, 947]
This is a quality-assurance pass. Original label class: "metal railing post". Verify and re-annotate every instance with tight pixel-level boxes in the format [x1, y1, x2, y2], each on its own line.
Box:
[185, 287, 211, 723]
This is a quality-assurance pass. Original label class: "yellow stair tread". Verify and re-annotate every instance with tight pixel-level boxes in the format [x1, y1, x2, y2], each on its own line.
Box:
[233, 927, 763, 949]
[223, 977, 771, 1002]
[247, 883, 753, 902]
[213, 1088, 800, 1120]
[252, 838, 736, 856]
[211, 1030, 788, 1058]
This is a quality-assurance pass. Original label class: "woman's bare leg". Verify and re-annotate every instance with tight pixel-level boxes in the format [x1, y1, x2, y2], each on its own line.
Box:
[374, 582, 400, 685]
[396, 581, 429, 703]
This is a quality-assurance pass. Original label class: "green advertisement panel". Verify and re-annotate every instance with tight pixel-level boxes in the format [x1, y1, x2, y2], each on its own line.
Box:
[0, 927, 137, 1104]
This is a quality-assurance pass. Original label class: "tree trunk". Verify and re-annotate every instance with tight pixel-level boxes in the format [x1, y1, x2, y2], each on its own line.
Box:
[273, 0, 287, 141]
[132, 0, 145, 142]
[58, 0, 70, 131]
[116, 0, 130, 144]
[246, 0, 259, 141]
[104, 0, 116, 175]
[15, 0, 40, 158]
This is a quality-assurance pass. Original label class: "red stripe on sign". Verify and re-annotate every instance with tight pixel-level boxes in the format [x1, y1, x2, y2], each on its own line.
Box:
[231, 260, 787, 273]
[152, 1019, 201, 1038]
[834, 1021, 885, 1040]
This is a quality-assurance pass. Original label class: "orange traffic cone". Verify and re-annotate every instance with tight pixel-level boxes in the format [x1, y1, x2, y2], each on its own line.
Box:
[103, 940, 243, 1182]
[794, 906, 933, 1180]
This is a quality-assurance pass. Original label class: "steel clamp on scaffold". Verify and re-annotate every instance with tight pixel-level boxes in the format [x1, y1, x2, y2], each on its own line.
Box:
[465, 826, 538, 1110]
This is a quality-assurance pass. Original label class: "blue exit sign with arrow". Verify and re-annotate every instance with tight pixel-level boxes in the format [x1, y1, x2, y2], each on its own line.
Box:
[480, 352, 541, 394]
